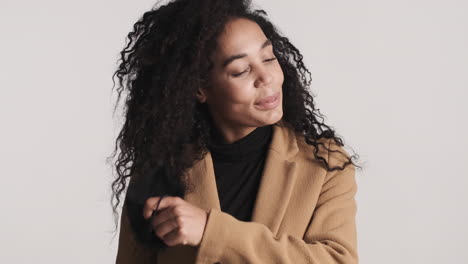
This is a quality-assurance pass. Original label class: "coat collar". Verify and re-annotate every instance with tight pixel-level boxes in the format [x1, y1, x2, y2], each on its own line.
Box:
[266, 120, 300, 161]
[184, 119, 300, 233]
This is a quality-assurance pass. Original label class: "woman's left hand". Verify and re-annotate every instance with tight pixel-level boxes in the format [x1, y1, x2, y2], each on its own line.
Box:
[142, 196, 209, 247]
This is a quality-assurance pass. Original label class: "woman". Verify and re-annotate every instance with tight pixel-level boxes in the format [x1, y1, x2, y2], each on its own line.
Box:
[110, 0, 361, 263]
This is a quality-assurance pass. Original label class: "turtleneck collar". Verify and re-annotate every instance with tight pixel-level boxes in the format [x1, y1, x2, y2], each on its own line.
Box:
[207, 125, 273, 162]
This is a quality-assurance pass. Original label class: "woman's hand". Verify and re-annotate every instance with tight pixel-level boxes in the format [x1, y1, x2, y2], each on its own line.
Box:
[142, 196, 209, 247]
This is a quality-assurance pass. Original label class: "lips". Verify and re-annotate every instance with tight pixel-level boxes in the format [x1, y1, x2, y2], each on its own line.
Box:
[255, 91, 280, 105]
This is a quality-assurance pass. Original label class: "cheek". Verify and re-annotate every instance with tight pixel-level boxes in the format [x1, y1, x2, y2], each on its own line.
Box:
[274, 64, 285, 84]
[217, 79, 256, 105]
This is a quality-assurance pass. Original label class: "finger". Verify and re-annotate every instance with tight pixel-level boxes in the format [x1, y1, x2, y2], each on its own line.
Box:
[162, 226, 187, 246]
[143, 196, 165, 220]
[153, 217, 180, 241]
[156, 196, 183, 212]
[150, 206, 182, 227]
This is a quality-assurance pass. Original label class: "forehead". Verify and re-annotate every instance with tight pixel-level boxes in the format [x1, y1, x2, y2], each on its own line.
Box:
[214, 18, 268, 56]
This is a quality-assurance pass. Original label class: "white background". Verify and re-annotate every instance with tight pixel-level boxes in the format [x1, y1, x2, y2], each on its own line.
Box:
[1, 0, 467, 263]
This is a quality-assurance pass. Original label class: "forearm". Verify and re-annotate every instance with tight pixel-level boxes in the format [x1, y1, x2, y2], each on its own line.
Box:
[195, 208, 358, 264]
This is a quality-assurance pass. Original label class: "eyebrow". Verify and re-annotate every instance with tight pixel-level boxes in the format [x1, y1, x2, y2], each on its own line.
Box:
[222, 39, 272, 69]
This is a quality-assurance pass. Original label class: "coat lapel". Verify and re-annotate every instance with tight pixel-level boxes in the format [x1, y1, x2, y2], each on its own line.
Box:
[250, 121, 299, 234]
[184, 152, 221, 211]
[250, 155, 298, 235]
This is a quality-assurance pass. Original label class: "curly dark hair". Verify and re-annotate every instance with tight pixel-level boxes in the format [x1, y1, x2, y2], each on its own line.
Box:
[108, 0, 360, 252]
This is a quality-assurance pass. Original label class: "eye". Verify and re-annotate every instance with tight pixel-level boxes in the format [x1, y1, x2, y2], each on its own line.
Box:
[232, 66, 251, 77]
[231, 58, 277, 78]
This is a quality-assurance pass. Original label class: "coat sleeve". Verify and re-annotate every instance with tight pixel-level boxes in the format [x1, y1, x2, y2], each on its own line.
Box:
[194, 139, 359, 264]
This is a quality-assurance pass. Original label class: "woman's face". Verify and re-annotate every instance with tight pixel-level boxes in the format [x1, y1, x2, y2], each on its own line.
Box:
[198, 17, 284, 143]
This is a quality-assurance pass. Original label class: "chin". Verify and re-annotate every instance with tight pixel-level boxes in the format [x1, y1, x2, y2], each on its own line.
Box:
[258, 108, 283, 126]
[271, 110, 283, 124]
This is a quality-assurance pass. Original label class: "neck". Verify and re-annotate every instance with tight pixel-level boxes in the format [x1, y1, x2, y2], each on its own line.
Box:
[211, 122, 257, 144]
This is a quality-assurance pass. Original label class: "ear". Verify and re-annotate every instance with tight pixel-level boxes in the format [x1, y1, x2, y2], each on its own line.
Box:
[196, 88, 207, 103]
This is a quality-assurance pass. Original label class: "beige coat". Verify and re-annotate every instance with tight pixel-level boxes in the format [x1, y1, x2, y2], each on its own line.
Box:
[116, 121, 359, 263]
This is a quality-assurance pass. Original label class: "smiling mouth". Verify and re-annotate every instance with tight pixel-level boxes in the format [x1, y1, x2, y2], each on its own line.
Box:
[254, 91, 281, 110]
[255, 91, 280, 105]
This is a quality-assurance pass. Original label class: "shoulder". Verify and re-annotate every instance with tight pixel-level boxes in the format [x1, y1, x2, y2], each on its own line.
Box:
[291, 130, 357, 196]
[291, 128, 352, 170]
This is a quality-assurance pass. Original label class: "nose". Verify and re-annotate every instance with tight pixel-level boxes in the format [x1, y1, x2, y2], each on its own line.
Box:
[254, 65, 273, 88]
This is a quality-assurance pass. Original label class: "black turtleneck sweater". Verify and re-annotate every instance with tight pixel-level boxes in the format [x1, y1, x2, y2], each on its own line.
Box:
[207, 124, 273, 222]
